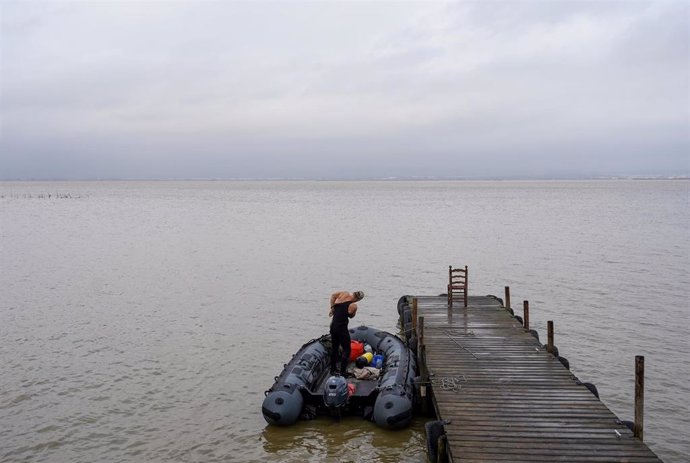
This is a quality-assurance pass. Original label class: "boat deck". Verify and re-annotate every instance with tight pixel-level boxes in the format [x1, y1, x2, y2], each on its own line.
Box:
[415, 295, 662, 463]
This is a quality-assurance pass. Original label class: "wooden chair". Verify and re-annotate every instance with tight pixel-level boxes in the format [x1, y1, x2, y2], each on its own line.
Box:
[448, 265, 468, 308]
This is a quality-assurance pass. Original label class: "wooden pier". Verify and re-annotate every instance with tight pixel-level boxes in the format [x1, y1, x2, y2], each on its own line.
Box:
[409, 294, 662, 463]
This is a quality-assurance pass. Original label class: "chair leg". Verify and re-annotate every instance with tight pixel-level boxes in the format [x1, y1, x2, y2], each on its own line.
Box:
[464, 266, 469, 307]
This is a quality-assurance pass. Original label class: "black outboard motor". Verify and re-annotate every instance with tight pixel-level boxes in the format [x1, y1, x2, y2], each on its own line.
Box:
[323, 375, 349, 420]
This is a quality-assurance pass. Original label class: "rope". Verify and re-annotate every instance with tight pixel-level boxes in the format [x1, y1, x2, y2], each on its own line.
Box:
[442, 330, 478, 359]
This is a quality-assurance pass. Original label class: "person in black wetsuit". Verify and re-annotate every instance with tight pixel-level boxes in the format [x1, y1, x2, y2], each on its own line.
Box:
[328, 290, 364, 375]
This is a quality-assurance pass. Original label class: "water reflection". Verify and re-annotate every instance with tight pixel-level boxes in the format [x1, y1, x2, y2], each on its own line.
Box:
[261, 417, 426, 463]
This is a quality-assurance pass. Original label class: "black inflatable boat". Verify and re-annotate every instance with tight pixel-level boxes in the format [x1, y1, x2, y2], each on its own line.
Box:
[261, 325, 417, 429]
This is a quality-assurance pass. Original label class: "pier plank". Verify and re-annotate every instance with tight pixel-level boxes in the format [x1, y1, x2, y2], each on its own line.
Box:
[415, 295, 662, 463]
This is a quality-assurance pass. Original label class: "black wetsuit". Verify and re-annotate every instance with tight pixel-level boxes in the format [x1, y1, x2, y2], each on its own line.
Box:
[330, 300, 354, 374]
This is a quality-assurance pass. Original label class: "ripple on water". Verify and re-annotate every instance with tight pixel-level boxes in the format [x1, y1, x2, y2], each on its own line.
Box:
[10, 394, 31, 404]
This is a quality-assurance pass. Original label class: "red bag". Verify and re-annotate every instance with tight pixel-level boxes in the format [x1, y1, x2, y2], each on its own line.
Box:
[349, 341, 364, 361]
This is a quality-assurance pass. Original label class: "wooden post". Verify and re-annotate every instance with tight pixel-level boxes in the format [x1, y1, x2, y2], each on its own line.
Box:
[420, 344, 427, 398]
[504, 286, 511, 309]
[634, 355, 645, 441]
[437, 434, 447, 463]
[547, 321, 554, 354]
[523, 300, 530, 329]
[412, 297, 418, 334]
[420, 343, 429, 415]
[419, 316, 425, 347]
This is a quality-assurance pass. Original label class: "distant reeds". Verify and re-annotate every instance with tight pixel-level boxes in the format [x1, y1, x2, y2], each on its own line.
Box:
[0, 192, 83, 199]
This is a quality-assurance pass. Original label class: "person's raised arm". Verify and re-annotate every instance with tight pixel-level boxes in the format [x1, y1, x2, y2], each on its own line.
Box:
[329, 291, 344, 317]
[348, 303, 358, 318]
[330, 291, 345, 308]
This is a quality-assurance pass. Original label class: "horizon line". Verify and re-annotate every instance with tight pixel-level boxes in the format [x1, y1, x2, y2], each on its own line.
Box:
[1, 175, 689, 182]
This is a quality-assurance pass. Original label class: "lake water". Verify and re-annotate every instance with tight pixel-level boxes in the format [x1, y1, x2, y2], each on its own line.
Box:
[1, 180, 688, 463]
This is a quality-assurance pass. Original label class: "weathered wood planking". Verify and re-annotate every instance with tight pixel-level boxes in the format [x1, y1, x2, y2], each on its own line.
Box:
[416, 295, 662, 463]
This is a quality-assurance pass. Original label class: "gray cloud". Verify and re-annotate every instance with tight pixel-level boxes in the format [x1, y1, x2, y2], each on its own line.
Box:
[1, 1, 688, 179]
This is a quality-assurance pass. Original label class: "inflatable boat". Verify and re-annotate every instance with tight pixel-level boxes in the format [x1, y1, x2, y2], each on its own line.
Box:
[261, 325, 417, 429]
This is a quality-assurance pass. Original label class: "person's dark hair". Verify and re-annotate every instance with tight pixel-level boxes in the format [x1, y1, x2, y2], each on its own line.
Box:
[353, 291, 364, 300]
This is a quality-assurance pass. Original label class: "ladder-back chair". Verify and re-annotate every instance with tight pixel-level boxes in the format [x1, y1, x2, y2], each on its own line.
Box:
[448, 265, 468, 308]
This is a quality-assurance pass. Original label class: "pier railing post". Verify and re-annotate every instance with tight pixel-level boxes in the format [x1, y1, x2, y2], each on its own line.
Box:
[634, 355, 645, 441]
[418, 316, 424, 347]
[547, 321, 554, 354]
[504, 286, 511, 310]
[437, 434, 447, 463]
[523, 300, 530, 330]
[420, 343, 429, 415]
[412, 298, 418, 334]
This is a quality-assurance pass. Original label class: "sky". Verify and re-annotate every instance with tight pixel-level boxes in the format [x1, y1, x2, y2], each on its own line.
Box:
[1, 0, 688, 180]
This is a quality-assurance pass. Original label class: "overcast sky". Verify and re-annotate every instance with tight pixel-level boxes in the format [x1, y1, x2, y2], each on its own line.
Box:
[1, 1, 688, 180]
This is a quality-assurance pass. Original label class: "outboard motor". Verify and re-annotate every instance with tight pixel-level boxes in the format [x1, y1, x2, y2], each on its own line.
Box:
[323, 375, 349, 419]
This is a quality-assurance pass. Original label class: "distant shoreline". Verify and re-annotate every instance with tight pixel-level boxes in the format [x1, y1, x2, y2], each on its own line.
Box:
[1, 176, 688, 182]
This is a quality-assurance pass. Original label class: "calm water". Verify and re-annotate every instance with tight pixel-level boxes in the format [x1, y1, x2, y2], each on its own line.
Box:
[1, 180, 688, 463]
